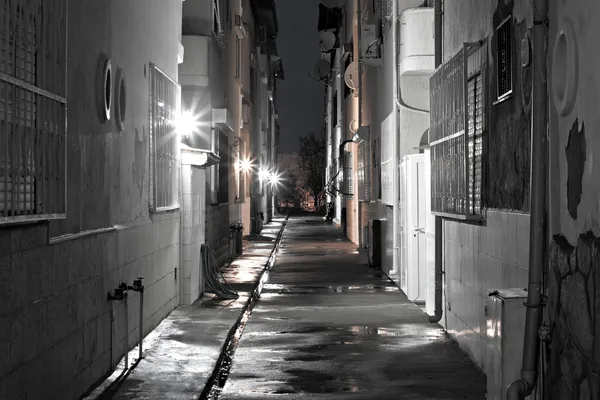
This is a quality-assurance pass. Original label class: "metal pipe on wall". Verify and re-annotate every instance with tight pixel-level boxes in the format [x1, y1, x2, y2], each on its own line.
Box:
[506, 0, 548, 398]
[430, 0, 444, 324]
[391, 0, 400, 277]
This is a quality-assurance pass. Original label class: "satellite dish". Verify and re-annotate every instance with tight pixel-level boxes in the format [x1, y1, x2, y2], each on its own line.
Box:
[349, 119, 359, 134]
[344, 61, 359, 90]
[318, 31, 336, 52]
[313, 59, 331, 79]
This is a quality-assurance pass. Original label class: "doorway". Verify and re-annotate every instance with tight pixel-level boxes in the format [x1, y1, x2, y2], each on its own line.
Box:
[400, 152, 434, 305]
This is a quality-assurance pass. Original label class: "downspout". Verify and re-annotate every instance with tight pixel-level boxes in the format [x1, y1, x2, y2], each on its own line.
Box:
[391, 0, 399, 276]
[429, 0, 443, 324]
[506, 0, 548, 398]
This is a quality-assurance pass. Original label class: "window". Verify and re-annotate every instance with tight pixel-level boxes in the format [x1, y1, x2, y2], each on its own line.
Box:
[217, 130, 229, 204]
[357, 140, 370, 201]
[149, 64, 181, 212]
[213, 0, 229, 46]
[0, 0, 67, 224]
[496, 17, 512, 100]
[430, 42, 487, 219]
[235, 37, 241, 79]
[232, 137, 241, 202]
[467, 73, 484, 215]
[343, 150, 354, 197]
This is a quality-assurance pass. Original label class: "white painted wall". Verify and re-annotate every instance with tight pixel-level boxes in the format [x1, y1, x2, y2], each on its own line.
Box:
[443, 211, 530, 370]
[180, 164, 207, 305]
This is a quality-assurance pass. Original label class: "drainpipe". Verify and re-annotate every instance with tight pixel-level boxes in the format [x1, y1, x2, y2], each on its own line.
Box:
[429, 0, 444, 324]
[128, 277, 145, 361]
[506, 0, 548, 398]
[391, 0, 400, 277]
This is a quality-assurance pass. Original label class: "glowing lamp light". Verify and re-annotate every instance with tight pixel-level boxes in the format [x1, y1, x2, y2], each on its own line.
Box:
[175, 110, 199, 137]
[258, 168, 270, 181]
[269, 172, 280, 185]
[239, 158, 252, 172]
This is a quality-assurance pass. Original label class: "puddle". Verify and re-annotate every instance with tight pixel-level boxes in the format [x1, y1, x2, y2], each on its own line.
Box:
[200, 218, 288, 400]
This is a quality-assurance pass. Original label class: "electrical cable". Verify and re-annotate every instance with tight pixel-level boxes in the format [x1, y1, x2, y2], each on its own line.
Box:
[201, 244, 239, 300]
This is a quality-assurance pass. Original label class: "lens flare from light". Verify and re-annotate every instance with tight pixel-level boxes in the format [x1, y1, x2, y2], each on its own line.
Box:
[175, 110, 200, 137]
[259, 168, 270, 181]
[239, 158, 253, 172]
[269, 172, 281, 185]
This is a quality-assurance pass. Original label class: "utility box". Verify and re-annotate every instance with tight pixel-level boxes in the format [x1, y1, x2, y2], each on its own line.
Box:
[486, 288, 530, 400]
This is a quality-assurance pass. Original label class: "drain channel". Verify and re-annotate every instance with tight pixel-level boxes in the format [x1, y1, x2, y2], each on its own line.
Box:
[199, 216, 289, 400]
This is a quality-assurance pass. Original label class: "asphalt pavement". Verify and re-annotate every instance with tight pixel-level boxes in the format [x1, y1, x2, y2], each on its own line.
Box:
[218, 216, 486, 399]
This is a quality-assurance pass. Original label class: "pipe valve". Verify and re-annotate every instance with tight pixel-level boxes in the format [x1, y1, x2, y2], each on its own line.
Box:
[129, 277, 144, 292]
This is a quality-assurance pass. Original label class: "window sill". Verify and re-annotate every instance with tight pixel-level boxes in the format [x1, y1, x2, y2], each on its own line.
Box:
[0, 213, 65, 227]
[150, 205, 181, 214]
[493, 91, 513, 105]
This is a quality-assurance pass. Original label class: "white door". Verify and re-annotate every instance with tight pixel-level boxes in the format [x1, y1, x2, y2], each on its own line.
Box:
[402, 154, 430, 303]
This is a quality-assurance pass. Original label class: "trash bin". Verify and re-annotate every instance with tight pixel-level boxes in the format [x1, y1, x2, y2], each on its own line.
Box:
[230, 222, 244, 256]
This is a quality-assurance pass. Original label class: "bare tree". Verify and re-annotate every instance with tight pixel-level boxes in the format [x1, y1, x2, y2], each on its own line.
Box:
[296, 133, 326, 210]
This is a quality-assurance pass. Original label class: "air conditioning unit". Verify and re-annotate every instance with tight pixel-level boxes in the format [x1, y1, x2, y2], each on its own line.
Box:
[486, 288, 529, 400]
[234, 14, 246, 38]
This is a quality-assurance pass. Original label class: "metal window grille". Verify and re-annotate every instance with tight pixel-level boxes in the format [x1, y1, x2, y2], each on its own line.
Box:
[357, 140, 370, 201]
[217, 130, 229, 204]
[235, 37, 241, 79]
[233, 138, 240, 202]
[496, 17, 512, 99]
[430, 41, 487, 219]
[343, 150, 353, 197]
[149, 64, 180, 212]
[240, 139, 247, 202]
[0, 0, 67, 224]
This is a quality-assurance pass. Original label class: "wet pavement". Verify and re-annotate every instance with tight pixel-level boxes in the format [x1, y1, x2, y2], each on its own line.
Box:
[84, 218, 287, 400]
[219, 217, 486, 399]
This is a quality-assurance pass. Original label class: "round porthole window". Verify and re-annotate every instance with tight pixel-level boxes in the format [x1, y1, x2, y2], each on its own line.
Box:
[115, 69, 126, 131]
[100, 57, 112, 121]
[552, 19, 578, 117]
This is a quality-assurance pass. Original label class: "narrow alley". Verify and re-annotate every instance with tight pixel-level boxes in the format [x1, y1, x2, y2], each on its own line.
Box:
[218, 217, 486, 399]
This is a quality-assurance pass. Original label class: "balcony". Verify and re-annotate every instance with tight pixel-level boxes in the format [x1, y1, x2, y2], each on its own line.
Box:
[399, 8, 434, 76]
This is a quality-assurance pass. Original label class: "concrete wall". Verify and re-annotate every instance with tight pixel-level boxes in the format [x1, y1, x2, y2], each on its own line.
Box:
[546, 0, 600, 394]
[439, 0, 533, 373]
[0, 0, 183, 398]
[181, 164, 207, 305]
[443, 211, 529, 369]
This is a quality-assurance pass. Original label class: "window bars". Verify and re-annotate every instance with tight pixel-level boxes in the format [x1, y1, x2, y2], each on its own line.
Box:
[430, 41, 487, 219]
[0, 0, 67, 224]
[149, 63, 180, 212]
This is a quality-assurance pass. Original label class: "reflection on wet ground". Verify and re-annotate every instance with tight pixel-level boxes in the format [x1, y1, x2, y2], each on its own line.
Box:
[218, 216, 485, 400]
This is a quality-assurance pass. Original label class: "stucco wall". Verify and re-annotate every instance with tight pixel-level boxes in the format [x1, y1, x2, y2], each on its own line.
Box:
[546, 0, 600, 395]
[0, 1, 183, 397]
[181, 165, 207, 305]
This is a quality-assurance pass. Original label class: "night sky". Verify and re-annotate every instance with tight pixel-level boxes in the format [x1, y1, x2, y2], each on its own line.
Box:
[275, 0, 325, 154]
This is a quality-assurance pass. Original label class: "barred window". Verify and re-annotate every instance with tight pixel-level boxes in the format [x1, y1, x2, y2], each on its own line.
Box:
[217, 130, 229, 204]
[496, 17, 512, 99]
[357, 140, 370, 201]
[235, 37, 241, 79]
[343, 150, 353, 197]
[149, 64, 180, 212]
[0, 0, 67, 224]
[430, 42, 487, 219]
[233, 137, 240, 202]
